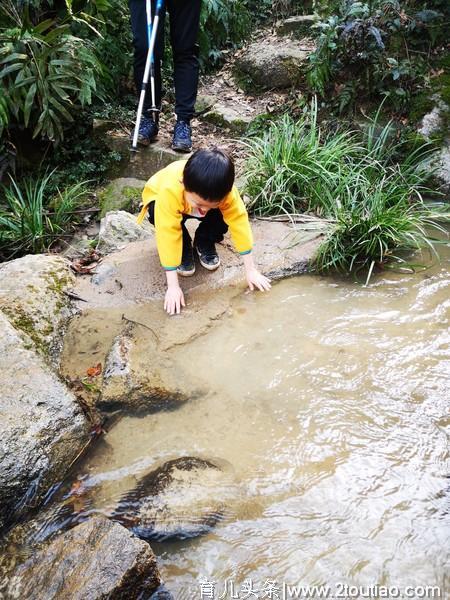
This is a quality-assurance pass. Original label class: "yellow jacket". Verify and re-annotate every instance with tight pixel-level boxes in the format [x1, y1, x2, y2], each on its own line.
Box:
[137, 160, 253, 270]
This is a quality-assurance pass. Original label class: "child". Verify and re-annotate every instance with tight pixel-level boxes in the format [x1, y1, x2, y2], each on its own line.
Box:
[137, 148, 271, 315]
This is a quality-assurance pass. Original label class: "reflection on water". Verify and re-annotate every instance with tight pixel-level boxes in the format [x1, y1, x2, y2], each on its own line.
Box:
[9, 247, 450, 597]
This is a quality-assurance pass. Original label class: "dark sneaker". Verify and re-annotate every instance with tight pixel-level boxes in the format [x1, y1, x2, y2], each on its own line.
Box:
[195, 242, 220, 271]
[177, 242, 195, 277]
[172, 120, 192, 153]
[135, 115, 158, 146]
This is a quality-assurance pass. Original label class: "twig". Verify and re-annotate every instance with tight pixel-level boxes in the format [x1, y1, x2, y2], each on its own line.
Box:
[121, 314, 159, 342]
[64, 290, 88, 302]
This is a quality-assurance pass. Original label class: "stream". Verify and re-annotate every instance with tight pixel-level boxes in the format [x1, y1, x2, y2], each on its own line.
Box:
[7, 243, 450, 599]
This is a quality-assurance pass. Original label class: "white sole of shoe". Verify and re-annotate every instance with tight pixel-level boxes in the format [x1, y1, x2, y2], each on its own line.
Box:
[177, 267, 196, 277]
[196, 248, 220, 271]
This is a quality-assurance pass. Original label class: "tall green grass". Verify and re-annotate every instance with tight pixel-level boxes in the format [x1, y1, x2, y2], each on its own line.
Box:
[0, 171, 90, 259]
[243, 102, 449, 281]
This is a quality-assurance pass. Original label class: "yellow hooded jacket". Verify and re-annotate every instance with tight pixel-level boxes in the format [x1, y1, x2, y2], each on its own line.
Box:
[137, 160, 253, 270]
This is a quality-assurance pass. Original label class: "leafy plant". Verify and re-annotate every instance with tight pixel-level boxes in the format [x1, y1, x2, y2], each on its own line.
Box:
[0, 170, 90, 258]
[307, 0, 448, 113]
[243, 101, 449, 280]
[0, 11, 104, 142]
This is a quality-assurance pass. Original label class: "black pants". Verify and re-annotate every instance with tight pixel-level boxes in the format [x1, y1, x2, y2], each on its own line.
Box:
[148, 201, 228, 250]
[129, 0, 201, 121]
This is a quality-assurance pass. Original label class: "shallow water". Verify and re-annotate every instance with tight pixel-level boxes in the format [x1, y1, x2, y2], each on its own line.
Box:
[24, 247, 450, 597]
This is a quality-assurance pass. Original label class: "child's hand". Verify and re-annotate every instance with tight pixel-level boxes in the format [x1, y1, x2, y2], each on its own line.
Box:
[164, 285, 185, 315]
[246, 268, 271, 292]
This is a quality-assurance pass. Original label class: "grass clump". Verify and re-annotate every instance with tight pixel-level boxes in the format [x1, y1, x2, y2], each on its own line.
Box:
[0, 170, 90, 260]
[243, 101, 449, 281]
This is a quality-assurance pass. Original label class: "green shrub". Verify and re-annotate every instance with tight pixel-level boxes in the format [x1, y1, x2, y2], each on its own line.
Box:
[243, 101, 449, 280]
[307, 0, 449, 113]
[0, 170, 90, 258]
[0, 1, 106, 143]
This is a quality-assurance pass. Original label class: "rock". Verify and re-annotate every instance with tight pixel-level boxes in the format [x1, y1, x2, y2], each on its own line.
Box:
[234, 38, 313, 90]
[438, 141, 450, 192]
[97, 210, 153, 254]
[203, 104, 252, 133]
[100, 326, 190, 412]
[112, 457, 237, 540]
[276, 14, 317, 37]
[0, 254, 76, 360]
[105, 135, 181, 179]
[418, 96, 448, 137]
[0, 313, 90, 531]
[91, 263, 118, 286]
[5, 517, 161, 600]
[98, 177, 146, 219]
[417, 97, 450, 191]
[195, 94, 217, 115]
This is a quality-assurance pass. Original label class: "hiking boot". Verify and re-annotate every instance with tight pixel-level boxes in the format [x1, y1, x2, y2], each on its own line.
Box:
[172, 120, 192, 153]
[195, 241, 220, 271]
[177, 241, 195, 277]
[134, 114, 158, 146]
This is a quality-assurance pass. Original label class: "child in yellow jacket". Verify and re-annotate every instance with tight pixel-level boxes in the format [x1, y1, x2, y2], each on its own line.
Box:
[137, 148, 271, 315]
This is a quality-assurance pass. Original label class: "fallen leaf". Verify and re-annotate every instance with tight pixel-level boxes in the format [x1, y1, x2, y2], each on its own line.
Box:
[86, 363, 102, 377]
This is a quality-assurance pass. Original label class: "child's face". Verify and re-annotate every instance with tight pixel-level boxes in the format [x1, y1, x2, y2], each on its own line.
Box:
[184, 191, 222, 216]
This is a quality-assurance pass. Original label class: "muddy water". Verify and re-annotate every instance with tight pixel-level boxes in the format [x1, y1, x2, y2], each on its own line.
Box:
[63, 247, 449, 599]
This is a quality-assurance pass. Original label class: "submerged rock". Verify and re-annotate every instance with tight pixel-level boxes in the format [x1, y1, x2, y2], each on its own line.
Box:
[5, 517, 161, 600]
[0, 313, 90, 532]
[100, 326, 192, 412]
[97, 210, 153, 254]
[0, 254, 76, 361]
[112, 457, 237, 540]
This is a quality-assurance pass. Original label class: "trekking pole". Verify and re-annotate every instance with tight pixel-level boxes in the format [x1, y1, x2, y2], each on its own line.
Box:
[131, 0, 164, 152]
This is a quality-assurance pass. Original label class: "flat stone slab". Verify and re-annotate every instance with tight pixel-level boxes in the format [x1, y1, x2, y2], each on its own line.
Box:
[73, 218, 324, 309]
[6, 517, 161, 600]
[106, 133, 183, 180]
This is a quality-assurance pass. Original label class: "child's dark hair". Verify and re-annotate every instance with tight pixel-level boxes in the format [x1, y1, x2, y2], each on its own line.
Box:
[183, 148, 235, 202]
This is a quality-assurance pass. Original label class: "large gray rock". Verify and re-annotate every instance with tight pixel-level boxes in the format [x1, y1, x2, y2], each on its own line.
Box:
[106, 135, 181, 180]
[234, 38, 313, 90]
[276, 14, 317, 37]
[112, 457, 238, 540]
[5, 517, 161, 600]
[98, 177, 146, 219]
[0, 254, 76, 360]
[97, 210, 153, 254]
[0, 313, 90, 531]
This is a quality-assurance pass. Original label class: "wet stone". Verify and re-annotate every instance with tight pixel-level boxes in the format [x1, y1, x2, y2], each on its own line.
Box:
[112, 457, 238, 541]
[5, 517, 161, 600]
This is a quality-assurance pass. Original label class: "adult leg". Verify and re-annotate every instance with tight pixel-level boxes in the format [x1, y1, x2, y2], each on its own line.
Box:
[168, 0, 202, 122]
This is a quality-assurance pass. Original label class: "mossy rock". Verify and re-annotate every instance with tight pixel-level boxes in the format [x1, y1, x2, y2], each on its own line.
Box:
[98, 178, 146, 218]
[0, 255, 76, 362]
[202, 106, 251, 134]
[233, 39, 312, 91]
